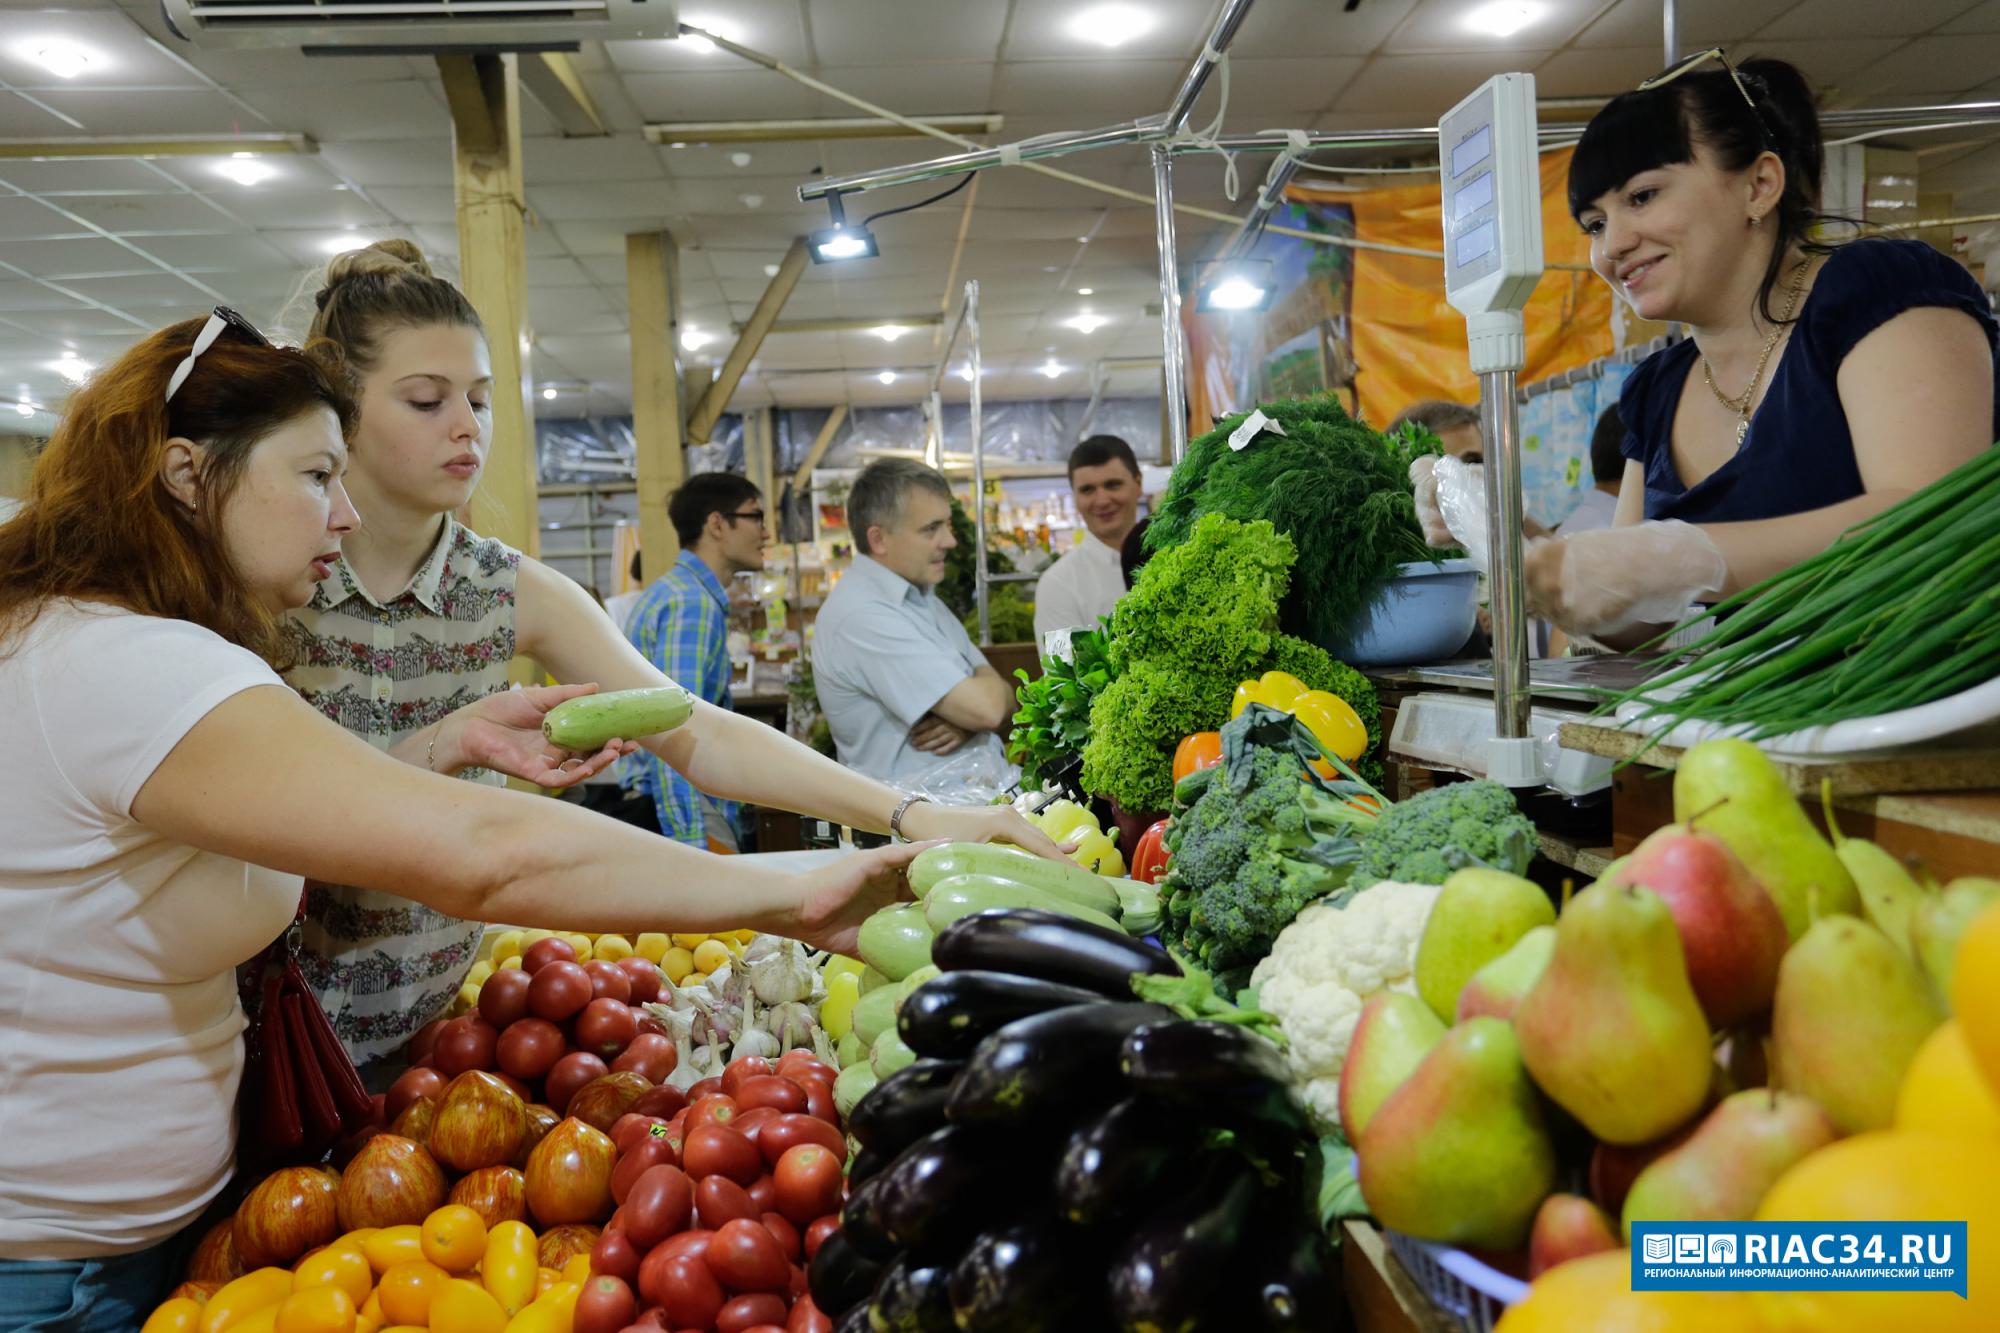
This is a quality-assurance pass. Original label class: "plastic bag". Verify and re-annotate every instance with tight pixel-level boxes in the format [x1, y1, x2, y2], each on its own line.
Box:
[1434, 454, 1492, 574]
[905, 745, 1021, 807]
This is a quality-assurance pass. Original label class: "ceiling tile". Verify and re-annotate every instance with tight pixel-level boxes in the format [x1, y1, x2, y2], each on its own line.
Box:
[53, 271, 219, 308]
[523, 135, 670, 185]
[528, 180, 679, 222]
[1217, 56, 1366, 117]
[621, 70, 817, 120]
[1532, 46, 1673, 99]
[1839, 36, 2000, 98]
[608, 1, 813, 69]
[319, 141, 454, 190]
[1227, 0, 1423, 58]
[1575, 0, 1799, 50]
[1938, 1, 2000, 31]
[0, 158, 166, 193]
[54, 191, 230, 234]
[133, 230, 295, 271]
[660, 141, 822, 180]
[0, 92, 83, 137]
[1336, 52, 1559, 114]
[811, 0, 1009, 64]
[1755, 0, 1981, 39]
[236, 81, 447, 141]
[2, 8, 208, 87]
[223, 185, 392, 230]
[805, 62, 999, 111]
[1384, 0, 1606, 54]
[1003, 0, 1220, 61]
[993, 58, 1184, 118]
[1747, 38, 1914, 86]
[29, 88, 271, 135]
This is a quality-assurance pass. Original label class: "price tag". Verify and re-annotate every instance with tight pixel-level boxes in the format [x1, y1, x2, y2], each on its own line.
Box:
[1228, 410, 1288, 452]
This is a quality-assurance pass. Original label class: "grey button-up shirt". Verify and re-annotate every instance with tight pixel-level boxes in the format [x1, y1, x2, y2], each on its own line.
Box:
[811, 554, 1010, 788]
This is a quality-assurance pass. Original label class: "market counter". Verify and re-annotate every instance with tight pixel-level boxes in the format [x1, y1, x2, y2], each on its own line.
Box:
[1558, 720, 2000, 879]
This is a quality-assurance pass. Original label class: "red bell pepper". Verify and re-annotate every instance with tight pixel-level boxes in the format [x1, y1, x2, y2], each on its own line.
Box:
[1131, 818, 1172, 885]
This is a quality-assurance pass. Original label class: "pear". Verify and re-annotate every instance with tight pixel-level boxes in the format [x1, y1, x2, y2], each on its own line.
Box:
[1455, 925, 1556, 1022]
[1911, 877, 2000, 1008]
[1355, 1017, 1556, 1251]
[1337, 992, 1447, 1141]
[1528, 1194, 1621, 1278]
[1673, 738, 1858, 937]
[1514, 882, 1713, 1145]
[1621, 1089, 1838, 1238]
[1771, 913, 1943, 1134]
[1822, 783, 1927, 957]
[1413, 867, 1556, 1021]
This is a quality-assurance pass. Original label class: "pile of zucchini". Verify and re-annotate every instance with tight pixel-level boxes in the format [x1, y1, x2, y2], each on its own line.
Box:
[811, 908, 1335, 1333]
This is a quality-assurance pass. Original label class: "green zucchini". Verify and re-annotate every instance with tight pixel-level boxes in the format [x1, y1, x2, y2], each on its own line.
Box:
[852, 984, 900, 1048]
[921, 873, 1122, 935]
[541, 685, 694, 749]
[870, 1027, 918, 1079]
[909, 843, 1120, 916]
[832, 1060, 880, 1120]
[859, 965, 893, 994]
[856, 903, 934, 982]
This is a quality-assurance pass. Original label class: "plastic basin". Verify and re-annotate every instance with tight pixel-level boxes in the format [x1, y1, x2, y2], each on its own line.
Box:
[1322, 558, 1479, 667]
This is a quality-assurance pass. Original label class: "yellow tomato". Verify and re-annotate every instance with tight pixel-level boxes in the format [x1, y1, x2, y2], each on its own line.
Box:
[487, 929, 524, 962]
[199, 1269, 294, 1333]
[691, 939, 731, 974]
[671, 932, 708, 950]
[730, 929, 757, 945]
[376, 1261, 448, 1327]
[141, 1299, 204, 1333]
[660, 947, 696, 985]
[533, 1268, 562, 1298]
[591, 933, 633, 962]
[330, 1229, 375, 1255]
[559, 1253, 591, 1287]
[273, 1287, 356, 1333]
[506, 1282, 579, 1333]
[224, 1308, 279, 1333]
[359, 1227, 422, 1274]
[564, 933, 593, 962]
[634, 932, 670, 964]
[480, 1221, 538, 1317]
[292, 1245, 372, 1309]
[419, 1204, 488, 1274]
[429, 1279, 508, 1333]
[499, 955, 523, 970]
[466, 960, 494, 986]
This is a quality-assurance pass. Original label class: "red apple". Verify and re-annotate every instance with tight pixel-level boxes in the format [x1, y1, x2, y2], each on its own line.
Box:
[233, 1166, 340, 1268]
[1527, 1193, 1622, 1278]
[335, 1134, 447, 1230]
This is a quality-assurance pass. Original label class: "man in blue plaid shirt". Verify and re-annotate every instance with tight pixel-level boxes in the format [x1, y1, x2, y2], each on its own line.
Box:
[624, 473, 767, 848]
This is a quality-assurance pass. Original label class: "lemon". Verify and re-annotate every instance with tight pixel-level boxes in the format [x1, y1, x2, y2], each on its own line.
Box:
[498, 955, 522, 970]
[1951, 902, 2000, 1098]
[661, 947, 696, 985]
[564, 933, 592, 962]
[1496, 1251, 1763, 1333]
[731, 929, 757, 945]
[465, 960, 494, 987]
[455, 981, 480, 1011]
[672, 933, 708, 951]
[592, 934, 634, 963]
[691, 939, 732, 974]
[486, 930, 523, 963]
[1896, 1021, 2000, 1139]
[635, 932, 671, 964]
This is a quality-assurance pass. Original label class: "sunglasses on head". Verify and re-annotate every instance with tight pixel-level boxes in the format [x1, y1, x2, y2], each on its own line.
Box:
[1636, 47, 1776, 151]
[164, 306, 273, 405]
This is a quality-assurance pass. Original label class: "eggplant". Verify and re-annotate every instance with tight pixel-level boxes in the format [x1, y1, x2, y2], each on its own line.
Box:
[944, 1001, 1176, 1124]
[1054, 1097, 1196, 1226]
[871, 1123, 1016, 1249]
[808, 1228, 887, 1318]
[896, 970, 1104, 1060]
[848, 1142, 894, 1188]
[838, 1173, 899, 1262]
[835, 1301, 875, 1333]
[847, 1058, 962, 1155]
[946, 1223, 1094, 1333]
[1121, 1020, 1312, 1138]
[866, 1255, 954, 1333]
[930, 908, 1180, 997]
[1253, 1222, 1341, 1332]
[1108, 1159, 1262, 1333]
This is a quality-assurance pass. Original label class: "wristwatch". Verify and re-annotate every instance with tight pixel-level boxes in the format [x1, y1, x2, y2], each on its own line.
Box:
[889, 793, 932, 841]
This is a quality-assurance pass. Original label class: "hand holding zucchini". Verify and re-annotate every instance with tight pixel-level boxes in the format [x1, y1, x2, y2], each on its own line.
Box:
[540, 684, 693, 749]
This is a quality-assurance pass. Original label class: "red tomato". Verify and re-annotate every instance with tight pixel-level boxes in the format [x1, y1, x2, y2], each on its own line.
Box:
[573, 1273, 637, 1333]
[614, 957, 664, 1005]
[787, 1295, 833, 1333]
[612, 1034, 678, 1085]
[583, 959, 634, 1004]
[759, 1212, 800, 1262]
[522, 936, 579, 973]
[478, 968, 534, 1029]
[433, 1015, 499, 1076]
[734, 1077, 807, 1115]
[695, 1174, 759, 1230]
[638, 1251, 724, 1329]
[802, 1216, 839, 1262]
[689, 1094, 739, 1128]
[682, 1124, 762, 1185]
[746, 1176, 777, 1213]
[493, 1070, 535, 1104]
[702, 1219, 790, 1294]
[528, 960, 594, 1022]
[773, 1052, 830, 1082]
[496, 1017, 567, 1082]
[788, 1262, 808, 1301]
[630, 1085, 687, 1120]
[730, 1107, 779, 1146]
[591, 1226, 641, 1283]
[545, 1051, 610, 1114]
[772, 1145, 843, 1227]
[634, 1013, 669, 1039]
[610, 1133, 678, 1205]
[405, 1018, 449, 1065]
[385, 1066, 446, 1122]
[720, 1056, 773, 1098]
[756, 1115, 844, 1169]
[575, 998, 639, 1061]
[656, 1228, 712, 1262]
[686, 1076, 724, 1102]
[800, 1080, 838, 1126]
[622, 1164, 695, 1249]
[715, 1293, 788, 1333]
[611, 1113, 669, 1156]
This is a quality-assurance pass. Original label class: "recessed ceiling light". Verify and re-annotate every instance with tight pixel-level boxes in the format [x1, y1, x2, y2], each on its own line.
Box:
[14, 400, 34, 417]
[871, 325, 910, 341]
[51, 352, 91, 383]
[677, 16, 741, 54]
[740, 193, 764, 209]
[1065, 312, 1109, 334]
[729, 151, 753, 168]
[682, 328, 714, 351]
[1464, 2, 1542, 38]
[957, 364, 976, 382]
[1067, 4, 1155, 49]
[815, 232, 871, 260]
[876, 370, 897, 385]
[541, 386, 558, 400]
[1040, 360, 1065, 379]
[214, 154, 274, 187]
[26, 41, 94, 79]
[1077, 287, 1094, 296]
[1207, 276, 1268, 310]
[764, 263, 781, 277]
[321, 233, 369, 255]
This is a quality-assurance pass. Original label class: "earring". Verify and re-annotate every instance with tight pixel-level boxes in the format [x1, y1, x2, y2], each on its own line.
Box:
[1748, 214, 1762, 228]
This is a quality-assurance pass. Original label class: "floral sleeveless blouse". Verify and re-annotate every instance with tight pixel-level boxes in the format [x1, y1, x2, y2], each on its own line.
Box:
[284, 518, 519, 1068]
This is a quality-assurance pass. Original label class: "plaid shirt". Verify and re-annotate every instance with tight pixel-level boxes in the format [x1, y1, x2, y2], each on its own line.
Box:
[625, 549, 740, 845]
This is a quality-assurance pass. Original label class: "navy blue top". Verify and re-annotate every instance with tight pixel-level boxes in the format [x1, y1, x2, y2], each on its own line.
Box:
[1620, 238, 1999, 523]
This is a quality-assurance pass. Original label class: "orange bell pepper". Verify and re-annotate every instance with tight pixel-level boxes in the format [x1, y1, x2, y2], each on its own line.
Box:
[1172, 732, 1223, 785]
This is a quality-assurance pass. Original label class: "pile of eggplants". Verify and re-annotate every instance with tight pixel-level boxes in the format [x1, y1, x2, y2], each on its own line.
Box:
[809, 909, 1337, 1333]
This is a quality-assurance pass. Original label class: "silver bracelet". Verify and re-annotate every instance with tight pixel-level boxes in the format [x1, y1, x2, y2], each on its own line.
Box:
[889, 793, 931, 841]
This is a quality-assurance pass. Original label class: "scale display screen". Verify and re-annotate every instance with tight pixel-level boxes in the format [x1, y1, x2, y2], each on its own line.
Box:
[1452, 170, 1494, 222]
[1439, 73, 1542, 320]
[1455, 221, 1497, 267]
[1451, 124, 1492, 179]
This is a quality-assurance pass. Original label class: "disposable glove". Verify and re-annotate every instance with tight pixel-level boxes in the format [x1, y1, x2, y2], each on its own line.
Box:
[1408, 454, 1461, 549]
[1524, 520, 1727, 637]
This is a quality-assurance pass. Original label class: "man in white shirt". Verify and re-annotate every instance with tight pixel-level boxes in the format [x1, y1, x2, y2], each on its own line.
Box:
[1032, 434, 1144, 642]
[813, 459, 1017, 787]
[1555, 404, 1626, 536]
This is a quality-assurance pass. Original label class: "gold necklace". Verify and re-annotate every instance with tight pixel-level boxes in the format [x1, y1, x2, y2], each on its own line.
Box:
[1701, 257, 1812, 446]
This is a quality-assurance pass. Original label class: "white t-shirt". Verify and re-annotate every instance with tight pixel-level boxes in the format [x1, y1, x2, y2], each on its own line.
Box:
[1031, 532, 1127, 643]
[0, 601, 302, 1259]
[1556, 487, 1620, 535]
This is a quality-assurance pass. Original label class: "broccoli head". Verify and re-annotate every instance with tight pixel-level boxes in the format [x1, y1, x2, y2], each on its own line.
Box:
[1355, 779, 1537, 886]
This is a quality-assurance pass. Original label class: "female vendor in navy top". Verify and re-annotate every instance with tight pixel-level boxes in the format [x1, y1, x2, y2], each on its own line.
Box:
[1510, 54, 1998, 644]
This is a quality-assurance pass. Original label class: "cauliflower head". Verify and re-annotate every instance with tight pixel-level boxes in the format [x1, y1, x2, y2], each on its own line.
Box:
[1250, 880, 1443, 1134]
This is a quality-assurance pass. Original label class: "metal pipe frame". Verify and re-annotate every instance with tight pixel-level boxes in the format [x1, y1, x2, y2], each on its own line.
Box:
[1152, 142, 1189, 465]
[1481, 369, 1531, 741]
[1165, 0, 1260, 135]
[1221, 151, 1303, 260]
[966, 281, 990, 646]
[1664, 0, 1678, 67]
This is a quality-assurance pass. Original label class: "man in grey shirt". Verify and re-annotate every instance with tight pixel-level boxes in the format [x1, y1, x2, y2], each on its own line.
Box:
[812, 459, 1017, 788]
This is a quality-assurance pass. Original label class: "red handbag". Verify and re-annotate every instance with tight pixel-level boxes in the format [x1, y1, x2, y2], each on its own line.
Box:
[236, 896, 373, 1167]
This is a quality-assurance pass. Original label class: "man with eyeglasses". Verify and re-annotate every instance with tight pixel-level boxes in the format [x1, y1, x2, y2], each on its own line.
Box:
[624, 472, 769, 849]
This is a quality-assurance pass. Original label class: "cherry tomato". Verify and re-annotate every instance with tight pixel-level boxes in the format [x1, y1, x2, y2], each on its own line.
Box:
[591, 1226, 640, 1284]
[715, 1293, 788, 1332]
[730, 1107, 779, 1146]
[696, 1175, 760, 1230]
[802, 1215, 839, 1262]
[656, 1228, 712, 1262]
[772, 1145, 844, 1227]
[746, 1176, 777, 1213]
[734, 1077, 806, 1115]
[689, 1094, 739, 1128]
[682, 1123, 762, 1185]
[609, 1133, 679, 1205]
[702, 1218, 790, 1294]
[638, 1251, 723, 1329]
[719, 1056, 773, 1098]
[686, 1076, 724, 1102]
[773, 1052, 830, 1082]
[756, 1114, 844, 1169]
[572, 1273, 637, 1333]
[787, 1294, 834, 1333]
[759, 1212, 800, 1262]
[622, 1164, 695, 1249]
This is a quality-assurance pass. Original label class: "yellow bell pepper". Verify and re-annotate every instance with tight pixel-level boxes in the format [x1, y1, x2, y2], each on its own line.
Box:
[1230, 670, 1309, 720]
[1029, 799, 1125, 877]
[821, 969, 861, 1040]
[1230, 673, 1367, 766]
